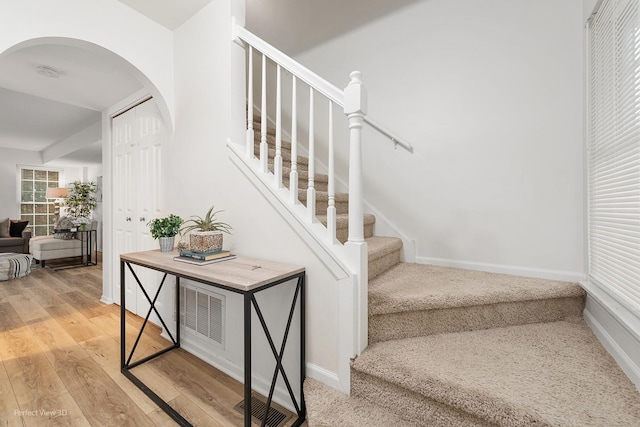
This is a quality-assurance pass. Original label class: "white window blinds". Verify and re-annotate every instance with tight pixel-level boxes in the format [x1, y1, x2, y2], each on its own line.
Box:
[588, 0, 640, 310]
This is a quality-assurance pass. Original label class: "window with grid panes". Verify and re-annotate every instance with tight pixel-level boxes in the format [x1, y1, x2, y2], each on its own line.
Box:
[20, 168, 60, 237]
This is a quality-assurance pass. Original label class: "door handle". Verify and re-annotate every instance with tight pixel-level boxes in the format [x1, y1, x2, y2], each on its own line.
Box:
[126, 217, 132, 222]
[140, 217, 146, 222]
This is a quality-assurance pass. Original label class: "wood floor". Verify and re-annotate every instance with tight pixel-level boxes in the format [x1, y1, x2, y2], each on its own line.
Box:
[0, 255, 303, 426]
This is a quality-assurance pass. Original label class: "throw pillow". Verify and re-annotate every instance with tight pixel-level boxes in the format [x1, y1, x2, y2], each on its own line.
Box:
[9, 220, 29, 237]
[0, 218, 9, 238]
[53, 216, 76, 240]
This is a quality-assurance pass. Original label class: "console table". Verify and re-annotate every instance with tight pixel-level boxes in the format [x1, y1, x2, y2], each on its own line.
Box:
[120, 250, 306, 427]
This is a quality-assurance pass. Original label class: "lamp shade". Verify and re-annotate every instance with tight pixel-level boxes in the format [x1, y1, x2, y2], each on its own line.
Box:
[45, 187, 68, 199]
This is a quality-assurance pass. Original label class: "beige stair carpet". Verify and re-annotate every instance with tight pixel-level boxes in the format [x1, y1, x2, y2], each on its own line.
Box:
[351, 320, 640, 426]
[304, 378, 422, 427]
[369, 264, 586, 342]
[370, 263, 585, 315]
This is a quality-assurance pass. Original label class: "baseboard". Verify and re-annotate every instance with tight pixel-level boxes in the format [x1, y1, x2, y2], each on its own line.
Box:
[100, 296, 113, 305]
[306, 363, 344, 393]
[415, 256, 585, 282]
[581, 280, 640, 389]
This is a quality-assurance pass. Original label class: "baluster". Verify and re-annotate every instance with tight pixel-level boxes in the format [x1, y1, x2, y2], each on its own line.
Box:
[260, 53, 268, 173]
[327, 101, 337, 244]
[274, 65, 283, 188]
[246, 46, 254, 158]
[290, 76, 299, 204]
[307, 87, 316, 221]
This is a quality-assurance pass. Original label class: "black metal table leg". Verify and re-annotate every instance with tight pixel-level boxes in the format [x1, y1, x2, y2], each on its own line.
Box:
[244, 291, 252, 427]
[120, 260, 126, 370]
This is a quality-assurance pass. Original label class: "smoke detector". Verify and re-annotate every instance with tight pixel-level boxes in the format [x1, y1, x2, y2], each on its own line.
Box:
[35, 65, 60, 78]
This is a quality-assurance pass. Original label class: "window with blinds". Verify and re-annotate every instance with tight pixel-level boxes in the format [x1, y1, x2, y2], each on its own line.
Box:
[588, 0, 640, 310]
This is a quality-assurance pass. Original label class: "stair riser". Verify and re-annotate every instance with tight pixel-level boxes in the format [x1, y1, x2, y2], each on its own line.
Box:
[336, 223, 374, 244]
[369, 249, 402, 281]
[254, 145, 309, 166]
[265, 162, 329, 191]
[282, 175, 328, 192]
[300, 198, 349, 216]
[369, 295, 586, 344]
[254, 133, 293, 152]
[350, 370, 490, 427]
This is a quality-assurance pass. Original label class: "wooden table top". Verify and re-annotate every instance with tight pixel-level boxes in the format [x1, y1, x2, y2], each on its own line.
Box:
[120, 250, 304, 292]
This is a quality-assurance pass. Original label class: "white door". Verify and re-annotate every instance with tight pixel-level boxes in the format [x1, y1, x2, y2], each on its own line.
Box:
[112, 98, 166, 323]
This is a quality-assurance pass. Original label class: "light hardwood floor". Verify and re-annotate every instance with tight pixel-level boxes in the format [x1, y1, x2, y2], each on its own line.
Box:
[0, 255, 303, 426]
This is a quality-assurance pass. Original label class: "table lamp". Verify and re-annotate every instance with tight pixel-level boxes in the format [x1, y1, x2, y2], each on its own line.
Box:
[45, 187, 69, 221]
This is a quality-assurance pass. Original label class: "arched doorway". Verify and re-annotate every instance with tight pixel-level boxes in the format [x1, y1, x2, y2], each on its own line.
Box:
[0, 37, 174, 308]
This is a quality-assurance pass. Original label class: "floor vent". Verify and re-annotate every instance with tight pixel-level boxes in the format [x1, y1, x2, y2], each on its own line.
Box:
[234, 394, 292, 427]
[180, 285, 225, 347]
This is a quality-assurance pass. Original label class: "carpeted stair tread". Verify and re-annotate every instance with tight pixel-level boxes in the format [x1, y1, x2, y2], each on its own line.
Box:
[304, 378, 422, 427]
[257, 147, 309, 166]
[351, 320, 640, 426]
[298, 189, 349, 203]
[369, 263, 585, 316]
[316, 213, 375, 229]
[366, 236, 403, 260]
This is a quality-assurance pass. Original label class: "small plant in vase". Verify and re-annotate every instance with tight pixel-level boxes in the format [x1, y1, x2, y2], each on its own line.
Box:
[180, 206, 232, 253]
[148, 214, 184, 252]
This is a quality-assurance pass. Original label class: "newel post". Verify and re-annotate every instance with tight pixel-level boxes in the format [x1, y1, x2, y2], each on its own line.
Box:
[344, 71, 367, 243]
[344, 71, 368, 354]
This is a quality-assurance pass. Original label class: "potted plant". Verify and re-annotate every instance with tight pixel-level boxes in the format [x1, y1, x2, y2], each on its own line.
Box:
[148, 214, 184, 252]
[180, 206, 232, 253]
[63, 181, 97, 230]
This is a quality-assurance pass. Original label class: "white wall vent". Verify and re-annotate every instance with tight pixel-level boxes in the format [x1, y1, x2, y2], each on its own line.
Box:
[180, 285, 225, 348]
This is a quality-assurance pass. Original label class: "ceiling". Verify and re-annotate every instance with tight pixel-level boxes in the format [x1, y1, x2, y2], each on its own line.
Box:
[245, 0, 422, 55]
[0, 0, 414, 167]
[0, 42, 145, 156]
[0, 43, 142, 165]
[118, 0, 212, 30]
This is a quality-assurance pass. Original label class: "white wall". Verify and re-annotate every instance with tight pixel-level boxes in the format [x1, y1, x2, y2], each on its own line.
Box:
[167, 0, 346, 398]
[290, 0, 585, 280]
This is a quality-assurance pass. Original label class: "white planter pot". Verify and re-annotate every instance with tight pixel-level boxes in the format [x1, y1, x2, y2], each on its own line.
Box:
[190, 231, 223, 253]
[158, 236, 175, 252]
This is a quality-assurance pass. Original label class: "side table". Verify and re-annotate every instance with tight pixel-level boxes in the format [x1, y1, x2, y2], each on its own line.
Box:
[120, 250, 306, 427]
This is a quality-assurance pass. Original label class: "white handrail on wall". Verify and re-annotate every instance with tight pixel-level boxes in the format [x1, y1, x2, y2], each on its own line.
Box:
[233, 24, 414, 154]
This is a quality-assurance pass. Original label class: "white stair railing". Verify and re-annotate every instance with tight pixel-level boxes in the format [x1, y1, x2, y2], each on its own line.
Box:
[234, 24, 367, 245]
[233, 22, 372, 353]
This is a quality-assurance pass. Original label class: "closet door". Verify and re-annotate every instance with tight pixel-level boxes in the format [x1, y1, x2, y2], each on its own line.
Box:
[113, 106, 138, 313]
[112, 98, 166, 322]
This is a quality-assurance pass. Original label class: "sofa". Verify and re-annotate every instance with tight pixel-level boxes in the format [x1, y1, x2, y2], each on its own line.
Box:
[0, 218, 31, 254]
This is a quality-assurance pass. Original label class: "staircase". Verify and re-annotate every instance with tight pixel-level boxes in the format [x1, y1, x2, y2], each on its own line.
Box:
[308, 266, 640, 426]
[233, 24, 640, 426]
[251, 120, 640, 425]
